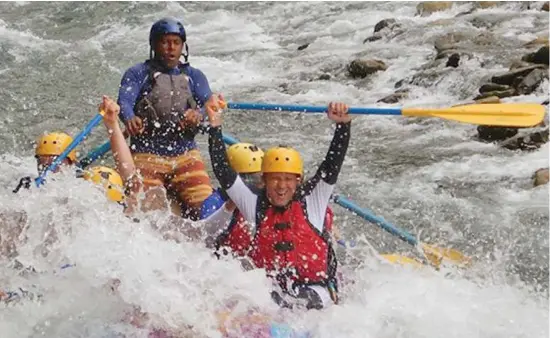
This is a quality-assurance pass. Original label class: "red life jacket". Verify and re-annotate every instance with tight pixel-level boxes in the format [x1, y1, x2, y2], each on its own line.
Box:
[217, 206, 335, 262]
[250, 200, 336, 287]
[216, 211, 252, 257]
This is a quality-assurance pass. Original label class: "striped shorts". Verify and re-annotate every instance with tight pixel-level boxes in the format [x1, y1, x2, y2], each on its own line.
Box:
[132, 149, 213, 216]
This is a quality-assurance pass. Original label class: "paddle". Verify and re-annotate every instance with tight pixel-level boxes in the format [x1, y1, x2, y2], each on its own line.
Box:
[332, 194, 471, 268]
[226, 102, 545, 128]
[35, 111, 105, 187]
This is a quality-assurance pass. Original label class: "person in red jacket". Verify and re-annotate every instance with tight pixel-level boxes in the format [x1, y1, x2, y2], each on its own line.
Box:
[204, 145, 337, 262]
[206, 102, 351, 310]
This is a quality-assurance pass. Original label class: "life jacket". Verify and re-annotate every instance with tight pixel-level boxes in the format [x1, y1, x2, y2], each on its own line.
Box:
[250, 199, 337, 288]
[134, 60, 198, 139]
[216, 206, 335, 260]
[215, 210, 252, 258]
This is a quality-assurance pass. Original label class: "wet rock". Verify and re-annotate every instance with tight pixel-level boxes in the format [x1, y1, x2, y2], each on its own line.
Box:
[477, 126, 518, 142]
[297, 43, 310, 51]
[474, 89, 517, 100]
[445, 53, 461, 67]
[364, 18, 402, 44]
[516, 68, 549, 95]
[347, 59, 387, 78]
[542, 1, 549, 11]
[363, 34, 383, 43]
[394, 79, 405, 89]
[500, 127, 549, 151]
[533, 168, 549, 187]
[318, 73, 331, 81]
[416, 2, 453, 16]
[377, 89, 409, 104]
[374, 19, 396, 33]
[491, 65, 547, 86]
[479, 83, 512, 93]
[522, 46, 549, 65]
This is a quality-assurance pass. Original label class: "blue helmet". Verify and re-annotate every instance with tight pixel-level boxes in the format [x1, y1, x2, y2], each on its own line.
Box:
[149, 18, 186, 48]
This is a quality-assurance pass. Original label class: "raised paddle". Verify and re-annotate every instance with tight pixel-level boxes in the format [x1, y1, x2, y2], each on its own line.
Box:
[210, 129, 433, 265]
[226, 102, 545, 128]
[332, 194, 471, 268]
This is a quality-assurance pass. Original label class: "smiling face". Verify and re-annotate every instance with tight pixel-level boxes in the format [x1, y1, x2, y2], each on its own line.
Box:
[263, 172, 301, 207]
[155, 34, 183, 68]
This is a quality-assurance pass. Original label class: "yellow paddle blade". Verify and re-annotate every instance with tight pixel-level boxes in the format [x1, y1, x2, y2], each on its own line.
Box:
[421, 243, 472, 269]
[381, 254, 425, 269]
[402, 103, 545, 127]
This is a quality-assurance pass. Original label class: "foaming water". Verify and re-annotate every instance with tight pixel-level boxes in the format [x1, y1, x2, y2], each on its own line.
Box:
[0, 2, 548, 337]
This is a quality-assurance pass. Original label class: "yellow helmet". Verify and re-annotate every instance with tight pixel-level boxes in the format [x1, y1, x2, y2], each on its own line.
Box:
[83, 166, 125, 202]
[261, 146, 303, 176]
[35, 132, 77, 163]
[227, 143, 264, 174]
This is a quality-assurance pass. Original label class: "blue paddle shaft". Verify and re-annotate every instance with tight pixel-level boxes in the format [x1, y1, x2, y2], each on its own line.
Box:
[78, 141, 112, 169]
[227, 102, 403, 115]
[333, 195, 418, 246]
[35, 113, 104, 187]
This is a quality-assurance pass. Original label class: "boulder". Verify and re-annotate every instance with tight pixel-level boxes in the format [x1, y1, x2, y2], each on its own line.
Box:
[364, 18, 402, 44]
[491, 65, 547, 86]
[522, 46, 549, 65]
[477, 126, 518, 142]
[542, 2, 549, 11]
[474, 89, 517, 100]
[479, 83, 512, 93]
[446, 53, 461, 68]
[377, 89, 409, 104]
[374, 19, 397, 33]
[516, 68, 549, 95]
[297, 43, 309, 51]
[500, 127, 549, 151]
[347, 59, 388, 78]
[416, 2, 453, 16]
[363, 35, 383, 43]
[533, 168, 549, 187]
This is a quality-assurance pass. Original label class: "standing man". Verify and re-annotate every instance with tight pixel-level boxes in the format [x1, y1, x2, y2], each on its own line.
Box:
[117, 17, 225, 220]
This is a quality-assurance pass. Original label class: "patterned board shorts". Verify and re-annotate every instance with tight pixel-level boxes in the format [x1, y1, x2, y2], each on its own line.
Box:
[132, 149, 213, 215]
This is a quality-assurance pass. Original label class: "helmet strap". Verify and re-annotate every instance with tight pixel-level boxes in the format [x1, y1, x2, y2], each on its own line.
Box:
[181, 42, 189, 64]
